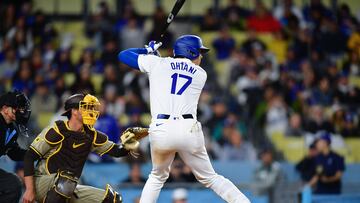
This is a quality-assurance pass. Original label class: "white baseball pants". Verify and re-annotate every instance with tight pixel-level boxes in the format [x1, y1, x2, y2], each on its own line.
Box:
[140, 118, 250, 203]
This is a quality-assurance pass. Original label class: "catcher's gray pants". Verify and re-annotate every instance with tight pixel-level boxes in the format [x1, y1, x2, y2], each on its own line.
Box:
[0, 168, 23, 203]
[140, 119, 250, 203]
[34, 173, 106, 202]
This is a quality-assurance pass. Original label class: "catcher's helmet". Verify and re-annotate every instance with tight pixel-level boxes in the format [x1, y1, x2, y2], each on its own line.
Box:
[61, 93, 100, 128]
[173, 35, 209, 60]
[61, 94, 84, 117]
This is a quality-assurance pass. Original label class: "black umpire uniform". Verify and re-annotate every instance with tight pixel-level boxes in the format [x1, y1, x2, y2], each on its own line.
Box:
[0, 91, 31, 203]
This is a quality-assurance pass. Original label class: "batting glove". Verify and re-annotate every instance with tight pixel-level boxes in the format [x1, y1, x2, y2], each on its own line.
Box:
[145, 40, 162, 55]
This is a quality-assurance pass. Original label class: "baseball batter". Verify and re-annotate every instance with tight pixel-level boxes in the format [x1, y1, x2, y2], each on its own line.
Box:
[119, 35, 250, 203]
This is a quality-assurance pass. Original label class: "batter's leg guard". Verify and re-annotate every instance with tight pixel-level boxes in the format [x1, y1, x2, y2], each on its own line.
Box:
[43, 171, 78, 203]
[102, 184, 122, 203]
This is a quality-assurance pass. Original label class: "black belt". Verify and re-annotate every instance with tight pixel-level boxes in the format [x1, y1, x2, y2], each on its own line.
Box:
[157, 114, 194, 119]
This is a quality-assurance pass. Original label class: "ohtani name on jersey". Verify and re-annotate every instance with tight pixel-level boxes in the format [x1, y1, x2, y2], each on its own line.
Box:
[170, 62, 197, 74]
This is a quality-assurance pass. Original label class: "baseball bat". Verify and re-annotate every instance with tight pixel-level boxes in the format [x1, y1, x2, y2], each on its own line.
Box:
[160, 0, 186, 39]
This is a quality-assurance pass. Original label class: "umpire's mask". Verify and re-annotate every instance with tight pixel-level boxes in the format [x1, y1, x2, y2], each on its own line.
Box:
[14, 92, 31, 125]
[0, 91, 31, 125]
[79, 94, 100, 129]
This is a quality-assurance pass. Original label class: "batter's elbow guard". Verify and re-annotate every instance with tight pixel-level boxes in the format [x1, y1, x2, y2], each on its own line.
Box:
[102, 184, 122, 203]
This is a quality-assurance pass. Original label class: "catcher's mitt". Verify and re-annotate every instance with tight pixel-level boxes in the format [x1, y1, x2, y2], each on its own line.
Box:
[123, 127, 149, 141]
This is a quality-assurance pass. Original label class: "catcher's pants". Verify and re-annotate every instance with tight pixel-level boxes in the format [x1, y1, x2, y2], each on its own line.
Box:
[34, 173, 106, 202]
[140, 118, 250, 203]
[0, 168, 22, 203]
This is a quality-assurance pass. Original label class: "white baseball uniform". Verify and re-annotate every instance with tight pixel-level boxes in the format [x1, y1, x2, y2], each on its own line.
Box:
[137, 54, 250, 203]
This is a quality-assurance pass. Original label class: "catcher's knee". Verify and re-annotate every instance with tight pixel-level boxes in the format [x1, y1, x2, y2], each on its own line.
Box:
[102, 184, 122, 203]
[44, 171, 78, 203]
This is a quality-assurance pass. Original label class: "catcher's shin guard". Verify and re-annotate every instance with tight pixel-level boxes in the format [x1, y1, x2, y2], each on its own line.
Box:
[44, 171, 78, 203]
[102, 184, 122, 203]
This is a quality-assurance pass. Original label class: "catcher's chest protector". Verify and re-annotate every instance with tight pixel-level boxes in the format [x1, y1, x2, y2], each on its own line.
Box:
[47, 121, 95, 178]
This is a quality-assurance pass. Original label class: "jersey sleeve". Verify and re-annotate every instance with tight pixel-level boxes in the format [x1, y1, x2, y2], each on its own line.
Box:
[138, 54, 160, 74]
[92, 130, 115, 156]
[29, 126, 56, 158]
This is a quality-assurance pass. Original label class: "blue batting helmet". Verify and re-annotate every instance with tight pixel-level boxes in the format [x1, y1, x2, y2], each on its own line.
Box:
[173, 35, 210, 60]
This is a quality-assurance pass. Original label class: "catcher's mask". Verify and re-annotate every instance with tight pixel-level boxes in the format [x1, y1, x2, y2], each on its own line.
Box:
[61, 93, 100, 128]
[79, 94, 100, 128]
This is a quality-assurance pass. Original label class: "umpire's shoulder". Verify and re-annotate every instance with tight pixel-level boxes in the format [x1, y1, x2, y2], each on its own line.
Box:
[93, 130, 109, 146]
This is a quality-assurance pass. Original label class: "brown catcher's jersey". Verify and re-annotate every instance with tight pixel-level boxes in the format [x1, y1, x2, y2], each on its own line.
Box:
[30, 120, 115, 178]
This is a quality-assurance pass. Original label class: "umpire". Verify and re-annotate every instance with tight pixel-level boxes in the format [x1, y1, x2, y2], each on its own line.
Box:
[0, 90, 31, 203]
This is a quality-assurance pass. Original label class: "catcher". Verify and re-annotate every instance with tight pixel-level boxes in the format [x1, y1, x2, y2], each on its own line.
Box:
[22, 93, 148, 203]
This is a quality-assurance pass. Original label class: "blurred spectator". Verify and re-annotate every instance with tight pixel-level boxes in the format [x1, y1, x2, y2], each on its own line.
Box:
[0, 4, 16, 36]
[100, 39, 119, 65]
[206, 98, 228, 133]
[76, 48, 101, 73]
[309, 132, 345, 194]
[0, 47, 18, 79]
[252, 149, 283, 198]
[347, 26, 360, 55]
[120, 17, 145, 50]
[172, 188, 188, 203]
[334, 72, 360, 109]
[122, 163, 146, 184]
[6, 16, 32, 49]
[235, 67, 261, 106]
[85, 1, 113, 49]
[246, 1, 281, 33]
[70, 65, 95, 95]
[11, 58, 35, 96]
[200, 8, 220, 31]
[104, 84, 125, 119]
[53, 48, 74, 73]
[302, 0, 332, 30]
[304, 105, 334, 134]
[95, 98, 120, 144]
[265, 94, 288, 136]
[102, 63, 125, 95]
[168, 158, 196, 183]
[268, 30, 288, 64]
[241, 30, 267, 56]
[309, 49, 330, 76]
[342, 51, 360, 76]
[213, 125, 256, 161]
[212, 113, 246, 144]
[296, 142, 318, 182]
[314, 16, 347, 58]
[273, 0, 306, 29]
[168, 159, 185, 183]
[336, 3, 358, 37]
[30, 47, 43, 70]
[212, 26, 235, 60]
[341, 113, 359, 137]
[228, 49, 249, 85]
[42, 40, 56, 66]
[147, 6, 174, 48]
[30, 82, 57, 119]
[222, 0, 250, 30]
[54, 76, 66, 103]
[310, 77, 333, 106]
[285, 113, 304, 137]
[11, 28, 33, 58]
